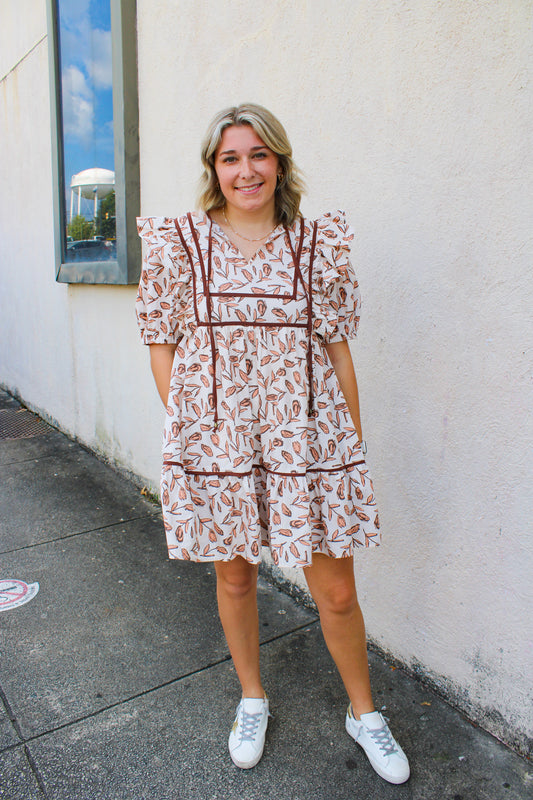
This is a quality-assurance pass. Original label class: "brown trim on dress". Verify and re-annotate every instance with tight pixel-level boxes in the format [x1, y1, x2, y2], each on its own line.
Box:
[162, 459, 367, 477]
[174, 217, 200, 326]
[208, 216, 306, 302]
[209, 290, 297, 300]
[307, 221, 318, 416]
[188, 214, 220, 425]
[196, 320, 310, 329]
[285, 217, 306, 300]
[174, 214, 319, 429]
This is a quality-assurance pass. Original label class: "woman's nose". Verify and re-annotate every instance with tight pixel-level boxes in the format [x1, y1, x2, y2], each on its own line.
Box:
[239, 157, 255, 178]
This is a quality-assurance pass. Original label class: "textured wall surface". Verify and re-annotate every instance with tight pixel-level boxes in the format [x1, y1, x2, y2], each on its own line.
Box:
[0, 0, 162, 483]
[1, 0, 531, 755]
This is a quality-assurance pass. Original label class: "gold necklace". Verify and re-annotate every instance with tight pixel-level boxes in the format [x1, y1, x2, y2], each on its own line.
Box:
[222, 208, 277, 243]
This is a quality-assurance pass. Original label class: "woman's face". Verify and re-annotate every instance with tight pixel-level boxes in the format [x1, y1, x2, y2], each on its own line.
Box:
[214, 124, 279, 218]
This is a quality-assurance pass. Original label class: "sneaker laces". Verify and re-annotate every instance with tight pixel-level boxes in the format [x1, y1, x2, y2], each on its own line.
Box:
[368, 724, 399, 757]
[237, 708, 264, 743]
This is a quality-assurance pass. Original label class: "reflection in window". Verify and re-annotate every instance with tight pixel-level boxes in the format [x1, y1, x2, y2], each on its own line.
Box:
[57, 0, 116, 262]
[48, 0, 140, 283]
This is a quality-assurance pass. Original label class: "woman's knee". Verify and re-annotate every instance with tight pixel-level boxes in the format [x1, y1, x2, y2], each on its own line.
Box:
[305, 555, 359, 616]
[316, 579, 358, 616]
[215, 557, 258, 599]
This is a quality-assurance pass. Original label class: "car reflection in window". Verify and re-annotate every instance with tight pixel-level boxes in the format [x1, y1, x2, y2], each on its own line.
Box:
[66, 238, 116, 261]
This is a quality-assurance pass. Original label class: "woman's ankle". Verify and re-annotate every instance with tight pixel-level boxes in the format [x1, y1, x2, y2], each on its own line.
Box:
[240, 684, 265, 699]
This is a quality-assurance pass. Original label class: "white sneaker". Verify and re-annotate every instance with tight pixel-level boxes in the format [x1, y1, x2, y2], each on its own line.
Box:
[228, 697, 269, 769]
[345, 705, 410, 784]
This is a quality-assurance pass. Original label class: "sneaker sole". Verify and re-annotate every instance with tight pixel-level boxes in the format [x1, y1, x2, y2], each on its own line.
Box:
[345, 720, 410, 785]
[230, 745, 265, 770]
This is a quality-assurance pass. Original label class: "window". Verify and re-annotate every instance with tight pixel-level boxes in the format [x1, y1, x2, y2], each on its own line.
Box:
[47, 0, 140, 284]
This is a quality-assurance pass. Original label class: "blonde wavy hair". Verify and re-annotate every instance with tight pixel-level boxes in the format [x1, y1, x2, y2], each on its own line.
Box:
[198, 103, 305, 227]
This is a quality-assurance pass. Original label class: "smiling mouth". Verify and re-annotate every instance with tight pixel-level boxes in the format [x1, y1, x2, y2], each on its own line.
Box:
[235, 183, 263, 193]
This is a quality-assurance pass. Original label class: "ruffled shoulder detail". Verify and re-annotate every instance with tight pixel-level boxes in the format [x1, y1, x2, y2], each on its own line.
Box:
[314, 210, 355, 287]
[315, 209, 354, 247]
[136, 215, 191, 282]
[136, 214, 197, 345]
[312, 210, 360, 343]
[137, 215, 179, 246]
[137, 211, 210, 243]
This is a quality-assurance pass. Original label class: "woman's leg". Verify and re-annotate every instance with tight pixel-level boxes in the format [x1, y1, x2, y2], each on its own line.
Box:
[214, 556, 264, 698]
[304, 553, 374, 718]
[305, 554, 410, 784]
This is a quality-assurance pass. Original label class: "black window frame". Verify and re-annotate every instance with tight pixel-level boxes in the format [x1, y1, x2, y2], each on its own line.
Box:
[46, 0, 140, 284]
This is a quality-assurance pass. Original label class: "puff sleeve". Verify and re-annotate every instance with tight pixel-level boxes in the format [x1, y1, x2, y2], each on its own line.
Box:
[135, 217, 190, 345]
[313, 210, 361, 343]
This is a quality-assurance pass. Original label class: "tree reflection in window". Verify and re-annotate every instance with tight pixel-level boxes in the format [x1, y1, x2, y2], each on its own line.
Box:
[57, 0, 116, 262]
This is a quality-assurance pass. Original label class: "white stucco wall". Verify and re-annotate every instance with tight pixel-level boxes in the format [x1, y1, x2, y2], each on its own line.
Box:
[1, 0, 531, 755]
[0, 0, 164, 483]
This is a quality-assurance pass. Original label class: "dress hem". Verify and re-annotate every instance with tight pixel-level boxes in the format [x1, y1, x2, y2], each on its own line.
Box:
[166, 541, 380, 569]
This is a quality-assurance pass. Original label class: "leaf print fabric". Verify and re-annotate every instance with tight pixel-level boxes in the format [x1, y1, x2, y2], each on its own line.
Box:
[136, 210, 380, 568]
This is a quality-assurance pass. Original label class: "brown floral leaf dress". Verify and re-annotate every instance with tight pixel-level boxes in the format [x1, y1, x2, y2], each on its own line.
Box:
[136, 210, 380, 568]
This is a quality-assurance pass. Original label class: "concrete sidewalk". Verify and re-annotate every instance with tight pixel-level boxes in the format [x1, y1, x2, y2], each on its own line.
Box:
[0, 388, 530, 800]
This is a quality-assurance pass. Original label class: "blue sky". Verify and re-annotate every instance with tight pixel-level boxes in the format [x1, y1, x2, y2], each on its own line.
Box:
[58, 0, 114, 218]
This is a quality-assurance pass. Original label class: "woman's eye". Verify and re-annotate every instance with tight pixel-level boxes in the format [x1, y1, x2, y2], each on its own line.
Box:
[222, 156, 236, 164]
[253, 152, 267, 159]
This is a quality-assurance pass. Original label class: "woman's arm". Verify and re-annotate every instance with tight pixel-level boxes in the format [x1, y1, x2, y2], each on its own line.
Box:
[149, 343, 177, 407]
[324, 339, 363, 442]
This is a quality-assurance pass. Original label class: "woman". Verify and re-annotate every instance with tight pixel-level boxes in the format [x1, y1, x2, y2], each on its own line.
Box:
[136, 103, 409, 785]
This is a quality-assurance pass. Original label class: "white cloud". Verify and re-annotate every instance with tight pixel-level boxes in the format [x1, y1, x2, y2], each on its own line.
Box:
[63, 64, 91, 100]
[59, 12, 113, 160]
[62, 65, 94, 149]
[60, 0, 90, 28]
[87, 29, 112, 90]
